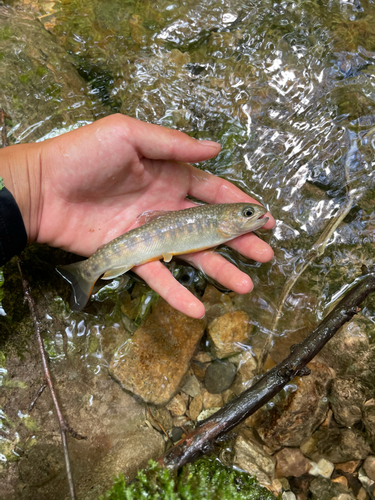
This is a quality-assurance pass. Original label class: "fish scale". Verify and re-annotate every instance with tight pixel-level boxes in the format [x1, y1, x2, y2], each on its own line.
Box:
[57, 202, 269, 311]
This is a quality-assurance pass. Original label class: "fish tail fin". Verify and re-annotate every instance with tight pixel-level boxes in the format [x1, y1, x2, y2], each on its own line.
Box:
[56, 262, 96, 311]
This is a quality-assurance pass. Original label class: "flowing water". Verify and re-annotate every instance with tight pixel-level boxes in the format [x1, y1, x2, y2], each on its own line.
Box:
[1, 0, 375, 497]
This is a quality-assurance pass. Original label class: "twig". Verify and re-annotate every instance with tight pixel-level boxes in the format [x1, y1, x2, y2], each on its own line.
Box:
[17, 259, 78, 500]
[147, 407, 173, 443]
[0, 109, 10, 148]
[29, 382, 47, 412]
[257, 130, 358, 372]
[159, 272, 375, 470]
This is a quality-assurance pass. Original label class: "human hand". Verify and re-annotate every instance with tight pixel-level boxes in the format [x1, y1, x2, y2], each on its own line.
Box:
[0, 114, 275, 318]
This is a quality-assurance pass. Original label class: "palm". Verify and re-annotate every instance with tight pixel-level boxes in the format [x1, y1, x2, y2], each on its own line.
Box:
[37, 115, 275, 318]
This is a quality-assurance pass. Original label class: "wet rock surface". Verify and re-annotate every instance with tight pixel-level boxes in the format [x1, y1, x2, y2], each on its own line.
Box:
[329, 377, 365, 427]
[234, 430, 276, 486]
[309, 477, 356, 500]
[275, 448, 311, 478]
[204, 359, 237, 394]
[248, 361, 334, 451]
[301, 428, 371, 463]
[109, 299, 205, 404]
[207, 310, 253, 358]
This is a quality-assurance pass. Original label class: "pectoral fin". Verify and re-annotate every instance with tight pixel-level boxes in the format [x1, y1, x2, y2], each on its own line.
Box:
[216, 227, 231, 239]
[102, 265, 132, 280]
[162, 252, 173, 262]
[136, 210, 170, 225]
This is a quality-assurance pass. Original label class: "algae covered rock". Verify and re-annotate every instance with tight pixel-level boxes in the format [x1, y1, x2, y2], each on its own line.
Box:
[101, 458, 277, 500]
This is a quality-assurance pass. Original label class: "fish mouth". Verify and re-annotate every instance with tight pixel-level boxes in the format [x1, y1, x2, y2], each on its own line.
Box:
[250, 215, 269, 231]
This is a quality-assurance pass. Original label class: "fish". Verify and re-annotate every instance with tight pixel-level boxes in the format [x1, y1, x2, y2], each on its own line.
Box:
[57, 202, 269, 311]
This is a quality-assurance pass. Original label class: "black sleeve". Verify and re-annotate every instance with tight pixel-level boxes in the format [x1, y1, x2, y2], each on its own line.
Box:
[0, 178, 27, 265]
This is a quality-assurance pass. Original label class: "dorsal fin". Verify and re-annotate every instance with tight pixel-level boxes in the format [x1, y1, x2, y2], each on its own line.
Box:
[136, 210, 170, 225]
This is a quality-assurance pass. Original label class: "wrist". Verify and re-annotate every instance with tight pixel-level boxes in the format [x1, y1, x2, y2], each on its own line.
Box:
[0, 142, 43, 244]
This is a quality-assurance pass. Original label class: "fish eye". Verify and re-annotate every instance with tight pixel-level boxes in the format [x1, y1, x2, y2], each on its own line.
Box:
[242, 207, 254, 217]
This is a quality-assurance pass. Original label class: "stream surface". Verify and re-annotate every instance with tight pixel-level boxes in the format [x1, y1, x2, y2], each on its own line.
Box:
[1, 0, 375, 498]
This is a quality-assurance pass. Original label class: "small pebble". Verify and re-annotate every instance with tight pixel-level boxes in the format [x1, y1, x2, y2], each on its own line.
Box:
[356, 487, 367, 500]
[282, 492, 296, 500]
[181, 374, 201, 397]
[309, 458, 334, 479]
[204, 360, 236, 394]
[363, 455, 375, 481]
[171, 427, 184, 442]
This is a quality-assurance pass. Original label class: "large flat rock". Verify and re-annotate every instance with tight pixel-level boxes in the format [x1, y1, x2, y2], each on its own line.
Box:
[109, 299, 205, 405]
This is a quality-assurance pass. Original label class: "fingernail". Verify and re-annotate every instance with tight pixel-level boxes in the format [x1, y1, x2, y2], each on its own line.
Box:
[197, 139, 220, 148]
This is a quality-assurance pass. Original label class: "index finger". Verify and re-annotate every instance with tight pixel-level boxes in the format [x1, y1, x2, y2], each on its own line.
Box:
[187, 164, 275, 229]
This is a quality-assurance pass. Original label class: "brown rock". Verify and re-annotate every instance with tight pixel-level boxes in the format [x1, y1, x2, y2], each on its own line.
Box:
[317, 314, 372, 378]
[363, 455, 375, 481]
[202, 389, 223, 409]
[188, 393, 203, 421]
[109, 299, 205, 404]
[248, 361, 334, 451]
[207, 310, 253, 358]
[275, 448, 311, 478]
[231, 350, 257, 395]
[332, 476, 349, 489]
[234, 429, 276, 486]
[301, 428, 370, 463]
[166, 394, 187, 416]
[191, 360, 206, 380]
[309, 477, 356, 500]
[363, 399, 375, 442]
[181, 373, 201, 397]
[356, 487, 367, 500]
[148, 407, 173, 432]
[207, 311, 254, 359]
[335, 461, 360, 474]
[201, 284, 234, 322]
[329, 378, 364, 427]
[193, 351, 212, 364]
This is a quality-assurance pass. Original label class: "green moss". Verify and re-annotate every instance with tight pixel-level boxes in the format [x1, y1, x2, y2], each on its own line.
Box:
[18, 74, 30, 84]
[36, 66, 48, 77]
[0, 26, 12, 41]
[101, 458, 278, 500]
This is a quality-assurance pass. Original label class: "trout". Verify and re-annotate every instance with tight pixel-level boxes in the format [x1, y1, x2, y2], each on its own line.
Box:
[57, 202, 269, 311]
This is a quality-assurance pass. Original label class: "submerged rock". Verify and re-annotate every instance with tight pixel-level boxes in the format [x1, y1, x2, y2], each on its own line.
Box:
[274, 448, 311, 478]
[207, 310, 253, 358]
[329, 377, 365, 427]
[309, 476, 356, 500]
[234, 429, 276, 486]
[248, 361, 334, 451]
[301, 428, 371, 463]
[204, 360, 237, 394]
[109, 299, 205, 405]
